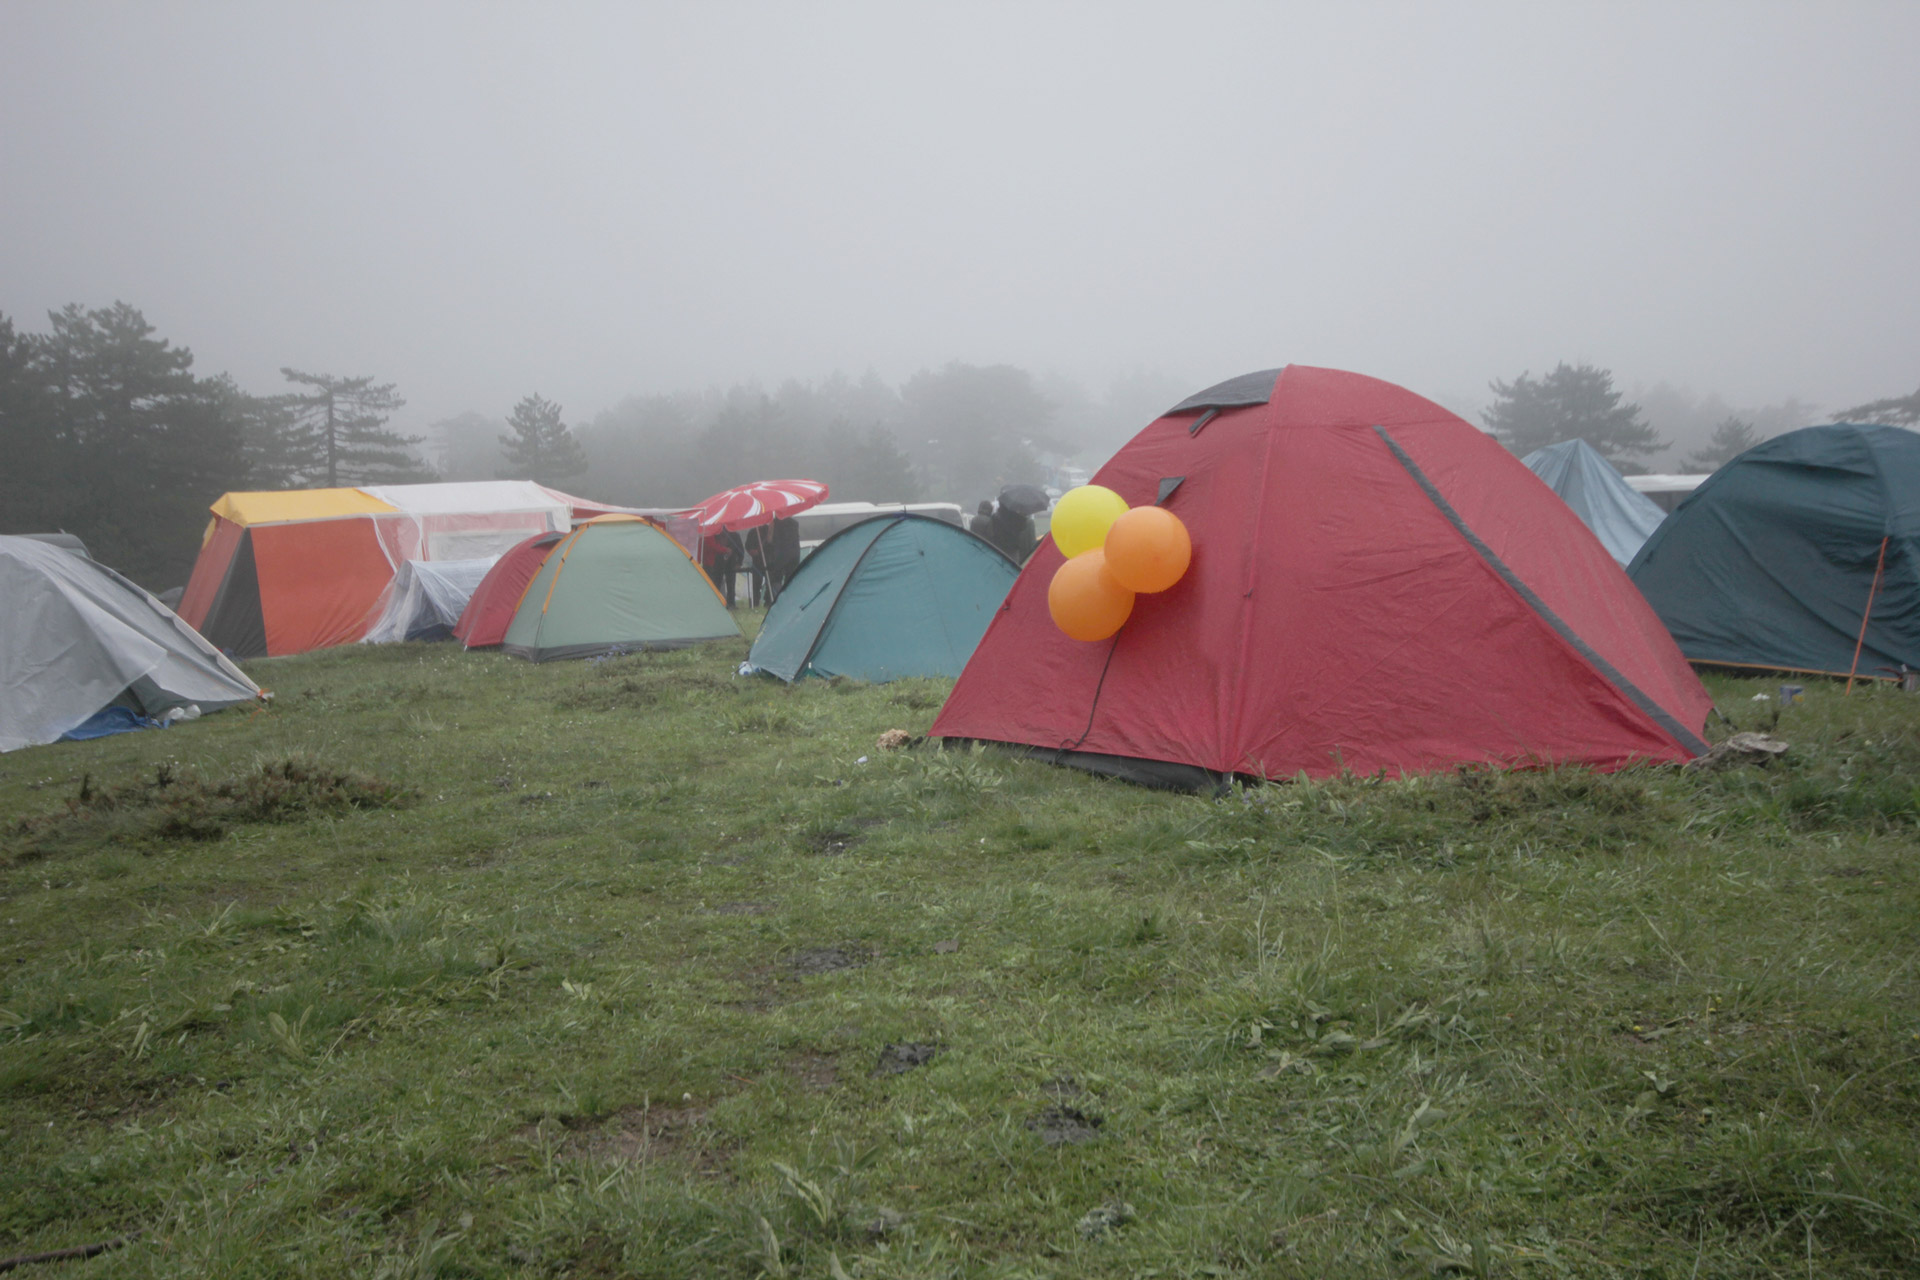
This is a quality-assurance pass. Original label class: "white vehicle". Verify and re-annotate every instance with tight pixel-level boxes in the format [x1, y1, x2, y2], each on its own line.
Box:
[1624, 473, 1710, 513]
[792, 501, 963, 555]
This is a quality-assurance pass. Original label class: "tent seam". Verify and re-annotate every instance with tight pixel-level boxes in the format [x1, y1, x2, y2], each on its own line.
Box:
[792, 517, 902, 678]
[1222, 384, 1283, 771]
[1373, 425, 1710, 758]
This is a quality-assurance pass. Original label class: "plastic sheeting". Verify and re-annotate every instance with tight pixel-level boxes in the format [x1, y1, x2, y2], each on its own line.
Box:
[361, 557, 501, 644]
[359, 482, 572, 566]
[1523, 440, 1667, 566]
[1, 536, 260, 753]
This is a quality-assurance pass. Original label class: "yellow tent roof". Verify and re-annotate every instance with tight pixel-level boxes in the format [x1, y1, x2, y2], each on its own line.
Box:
[210, 488, 399, 527]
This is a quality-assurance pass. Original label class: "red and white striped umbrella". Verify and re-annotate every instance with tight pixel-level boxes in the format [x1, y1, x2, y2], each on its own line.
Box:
[689, 478, 829, 531]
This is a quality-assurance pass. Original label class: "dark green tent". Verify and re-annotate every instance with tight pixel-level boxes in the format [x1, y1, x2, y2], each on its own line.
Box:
[1628, 424, 1920, 679]
[502, 516, 740, 662]
[748, 514, 1016, 682]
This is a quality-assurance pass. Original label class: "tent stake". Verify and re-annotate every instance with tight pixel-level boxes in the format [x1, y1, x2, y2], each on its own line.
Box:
[1845, 536, 1889, 696]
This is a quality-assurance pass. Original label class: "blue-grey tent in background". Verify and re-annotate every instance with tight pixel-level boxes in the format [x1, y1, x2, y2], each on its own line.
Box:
[1523, 439, 1667, 566]
[1628, 424, 1920, 679]
[747, 514, 1017, 682]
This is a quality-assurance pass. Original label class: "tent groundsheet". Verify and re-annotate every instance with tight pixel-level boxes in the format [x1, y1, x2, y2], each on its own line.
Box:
[1523, 439, 1667, 566]
[748, 514, 1016, 682]
[931, 365, 1713, 787]
[2, 536, 260, 752]
[1628, 423, 1920, 678]
[362, 557, 500, 643]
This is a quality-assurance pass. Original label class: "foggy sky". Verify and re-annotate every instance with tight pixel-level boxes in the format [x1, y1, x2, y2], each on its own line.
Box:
[4, 2, 1917, 438]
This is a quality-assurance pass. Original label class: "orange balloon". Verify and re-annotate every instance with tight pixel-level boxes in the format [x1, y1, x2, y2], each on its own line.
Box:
[1104, 505, 1192, 593]
[1047, 548, 1135, 641]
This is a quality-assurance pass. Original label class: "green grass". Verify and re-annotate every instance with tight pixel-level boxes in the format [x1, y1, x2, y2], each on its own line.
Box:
[2, 624, 1918, 1278]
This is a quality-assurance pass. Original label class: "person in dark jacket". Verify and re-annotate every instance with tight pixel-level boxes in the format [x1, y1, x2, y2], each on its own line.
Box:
[988, 502, 1037, 562]
[702, 529, 745, 607]
[969, 500, 995, 540]
[767, 516, 801, 598]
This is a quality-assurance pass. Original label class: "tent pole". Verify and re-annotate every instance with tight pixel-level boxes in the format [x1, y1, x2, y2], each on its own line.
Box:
[1845, 536, 1889, 696]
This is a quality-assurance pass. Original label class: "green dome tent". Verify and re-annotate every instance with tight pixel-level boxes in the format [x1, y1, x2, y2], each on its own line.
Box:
[1628, 423, 1920, 680]
[502, 516, 740, 662]
[748, 514, 1017, 682]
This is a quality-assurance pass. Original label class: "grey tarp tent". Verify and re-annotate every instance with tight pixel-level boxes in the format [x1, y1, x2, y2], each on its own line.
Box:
[0, 536, 260, 752]
[361, 557, 499, 644]
[1523, 439, 1667, 567]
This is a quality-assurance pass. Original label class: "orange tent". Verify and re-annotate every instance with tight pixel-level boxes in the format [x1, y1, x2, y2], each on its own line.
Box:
[178, 483, 608, 657]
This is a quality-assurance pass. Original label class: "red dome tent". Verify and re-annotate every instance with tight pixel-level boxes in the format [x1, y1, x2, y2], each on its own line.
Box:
[931, 366, 1713, 787]
[453, 531, 564, 649]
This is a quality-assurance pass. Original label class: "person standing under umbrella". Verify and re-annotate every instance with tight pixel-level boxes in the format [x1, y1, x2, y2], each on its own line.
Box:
[767, 516, 801, 596]
[702, 529, 745, 607]
[989, 503, 1037, 561]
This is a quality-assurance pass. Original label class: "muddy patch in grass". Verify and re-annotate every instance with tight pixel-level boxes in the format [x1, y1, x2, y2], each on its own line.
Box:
[553, 1105, 734, 1174]
[803, 815, 885, 856]
[872, 1042, 942, 1076]
[5, 758, 414, 862]
[1027, 1104, 1104, 1146]
[787, 1052, 841, 1092]
[788, 944, 876, 975]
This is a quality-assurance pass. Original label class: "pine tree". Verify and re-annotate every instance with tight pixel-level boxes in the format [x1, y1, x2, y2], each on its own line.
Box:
[819, 421, 920, 502]
[1684, 416, 1764, 471]
[279, 368, 431, 487]
[0, 313, 59, 535]
[1835, 386, 1920, 428]
[1483, 363, 1663, 467]
[25, 303, 250, 586]
[498, 393, 587, 485]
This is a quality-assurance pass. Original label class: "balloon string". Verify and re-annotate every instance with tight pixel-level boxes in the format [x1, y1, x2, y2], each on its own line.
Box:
[1061, 635, 1122, 751]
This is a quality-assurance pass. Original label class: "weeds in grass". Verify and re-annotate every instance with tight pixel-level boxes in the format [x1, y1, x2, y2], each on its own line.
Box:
[4, 755, 412, 862]
[1, 655, 1916, 1277]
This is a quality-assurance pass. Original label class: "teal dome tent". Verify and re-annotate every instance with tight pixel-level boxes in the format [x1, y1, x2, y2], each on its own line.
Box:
[1628, 424, 1920, 680]
[748, 514, 1017, 682]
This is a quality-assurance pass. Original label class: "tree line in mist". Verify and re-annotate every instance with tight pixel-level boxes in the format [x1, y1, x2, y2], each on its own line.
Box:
[3, 301, 1913, 591]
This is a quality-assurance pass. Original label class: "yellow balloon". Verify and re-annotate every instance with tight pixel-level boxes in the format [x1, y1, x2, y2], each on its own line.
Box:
[1050, 485, 1129, 558]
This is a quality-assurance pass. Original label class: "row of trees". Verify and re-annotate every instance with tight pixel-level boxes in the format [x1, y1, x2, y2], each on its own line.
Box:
[441, 363, 1080, 511]
[0, 304, 433, 586]
[1477, 361, 1916, 473]
[6, 301, 1914, 587]
[0, 303, 602, 588]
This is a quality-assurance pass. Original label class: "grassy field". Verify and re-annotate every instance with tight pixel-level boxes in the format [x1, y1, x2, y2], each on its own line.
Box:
[2, 619, 1918, 1278]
